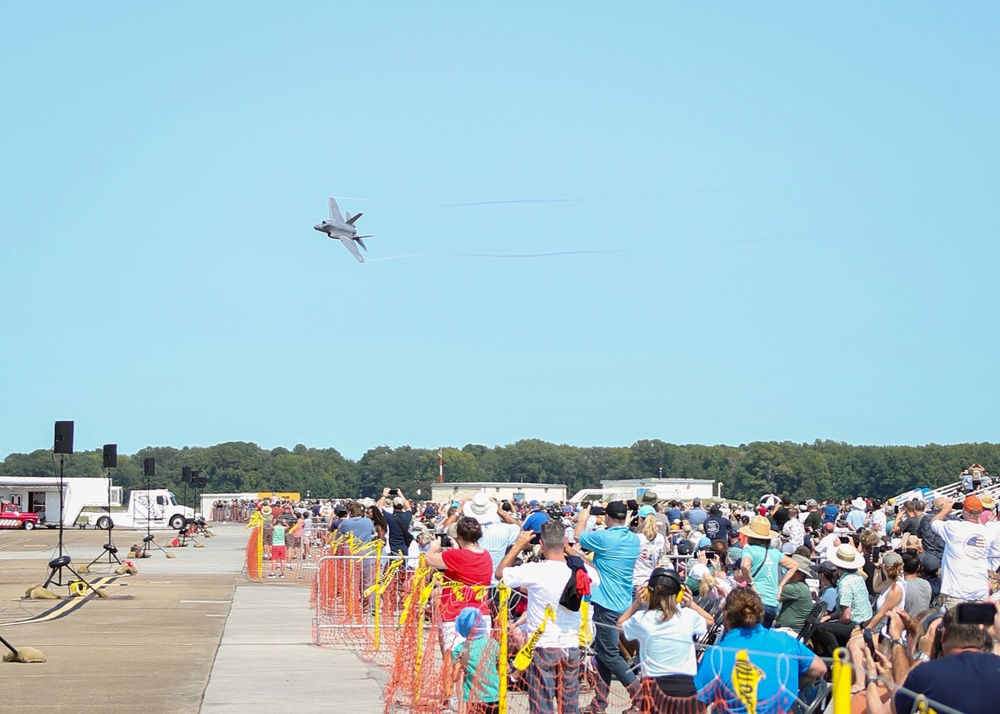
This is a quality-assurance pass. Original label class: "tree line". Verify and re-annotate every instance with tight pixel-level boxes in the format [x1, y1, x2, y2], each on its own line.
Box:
[1, 439, 996, 504]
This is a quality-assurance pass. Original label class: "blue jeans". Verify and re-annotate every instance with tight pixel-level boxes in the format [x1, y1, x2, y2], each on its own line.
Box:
[591, 603, 638, 711]
[763, 604, 778, 628]
[529, 647, 581, 714]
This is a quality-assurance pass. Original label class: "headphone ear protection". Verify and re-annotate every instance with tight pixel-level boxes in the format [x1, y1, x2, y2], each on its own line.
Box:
[649, 568, 683, 593]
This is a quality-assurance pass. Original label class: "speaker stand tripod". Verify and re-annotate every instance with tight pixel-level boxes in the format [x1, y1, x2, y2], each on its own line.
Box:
[42, 454, 101, 595]
[88, 466, 122, 569]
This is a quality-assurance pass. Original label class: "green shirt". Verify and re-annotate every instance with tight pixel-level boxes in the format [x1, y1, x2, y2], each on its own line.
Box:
[453, 637, 500, 703]
[272, 523, 286, 546]
[775, 580, 813, 632]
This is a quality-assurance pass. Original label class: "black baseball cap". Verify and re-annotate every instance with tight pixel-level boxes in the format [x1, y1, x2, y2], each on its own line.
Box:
[648, 567, 682, 592]
[606, 501, 628, 520]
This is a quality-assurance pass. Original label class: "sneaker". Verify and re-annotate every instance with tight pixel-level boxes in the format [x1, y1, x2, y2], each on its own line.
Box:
[278, 573, 285, 578]
[267, 572, 276, 578]
[581, 704, 607, 714]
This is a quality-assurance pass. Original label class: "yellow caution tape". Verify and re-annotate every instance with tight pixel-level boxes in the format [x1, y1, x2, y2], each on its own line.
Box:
[732, 649, 764, 714]
[513, 605, 556, 671]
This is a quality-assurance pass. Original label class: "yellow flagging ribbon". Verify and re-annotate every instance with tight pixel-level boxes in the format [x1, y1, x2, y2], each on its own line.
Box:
[513, 604, 557, 671]
[831, 648, 850, 714]
[578, 600, 592, 647]
[372, 542, 385, 650]
[364, 556, 404, 598]
[915, 695, 939, 714]
[246, 511, 264, 529]
[732, 649, 764, 714]
[497, 584, 510, 714]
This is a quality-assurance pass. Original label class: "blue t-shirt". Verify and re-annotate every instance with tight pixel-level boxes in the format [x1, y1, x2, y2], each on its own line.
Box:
[686, 508, 708, 527]
[695, 625, 815, 714]
[521, 509, 550, 533]
[337, 516, 375, 544]
[896, 652, 1000, 714]
[578, 526, 640, 613]
[664, 507, 682, 524]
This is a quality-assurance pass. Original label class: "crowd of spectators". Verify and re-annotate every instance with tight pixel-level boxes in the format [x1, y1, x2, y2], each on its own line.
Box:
[244, 479, 1000, 714]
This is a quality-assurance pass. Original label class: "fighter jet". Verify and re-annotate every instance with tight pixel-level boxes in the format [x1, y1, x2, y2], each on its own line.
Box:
[314, 197, 371, 263]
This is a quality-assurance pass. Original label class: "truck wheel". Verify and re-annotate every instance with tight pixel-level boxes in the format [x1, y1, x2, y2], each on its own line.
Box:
[96, 515, 112, 531]
[23, 521, 35, 531]
[169, 514, 186, 530]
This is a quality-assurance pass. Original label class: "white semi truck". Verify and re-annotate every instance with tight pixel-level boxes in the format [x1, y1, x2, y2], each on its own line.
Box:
[88, 489, 194, 530]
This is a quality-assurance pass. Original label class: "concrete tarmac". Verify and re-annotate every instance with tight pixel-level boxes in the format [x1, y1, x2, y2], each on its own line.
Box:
[0, 524, 384, 714]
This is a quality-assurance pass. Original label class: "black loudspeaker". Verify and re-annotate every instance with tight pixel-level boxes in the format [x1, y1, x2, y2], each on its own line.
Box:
[193, 472, 204, 489]
[54, 420, 74, 454]
[144, 458, 155, 477]
[182, 466, 192, 483]
[103, 444, 118, 468]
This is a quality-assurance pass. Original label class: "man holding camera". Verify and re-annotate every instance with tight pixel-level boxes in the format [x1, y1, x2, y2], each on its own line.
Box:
[377, 488, 413, 557]
[930, 495, 994, 604]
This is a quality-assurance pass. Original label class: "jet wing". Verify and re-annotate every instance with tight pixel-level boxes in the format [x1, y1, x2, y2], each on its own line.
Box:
[328, 197, 345, 224]
[339, 236, 365, 263]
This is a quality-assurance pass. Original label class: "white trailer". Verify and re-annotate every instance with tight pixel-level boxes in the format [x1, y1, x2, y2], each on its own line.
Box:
[0, 476, 121, 527]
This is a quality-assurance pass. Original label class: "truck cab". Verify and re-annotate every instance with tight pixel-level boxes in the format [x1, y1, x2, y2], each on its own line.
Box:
[88, 489, 195, 530]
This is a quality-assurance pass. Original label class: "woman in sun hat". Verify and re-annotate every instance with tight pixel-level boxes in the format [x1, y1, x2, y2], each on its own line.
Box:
[738, 515, 800, 628]
[810, 543, 873, 657]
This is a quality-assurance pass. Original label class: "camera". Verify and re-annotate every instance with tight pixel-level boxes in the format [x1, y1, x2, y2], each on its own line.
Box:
[388, 488, 399, 497]
[956, 602, 996, 625]
[437, 533, 452, 548]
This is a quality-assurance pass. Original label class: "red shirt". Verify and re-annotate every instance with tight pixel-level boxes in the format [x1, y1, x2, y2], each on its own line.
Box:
[440, 548, 492, 621]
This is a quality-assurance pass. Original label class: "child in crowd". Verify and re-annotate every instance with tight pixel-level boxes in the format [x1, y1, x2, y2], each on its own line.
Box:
[451, 607, 500, 714]
[268, 519, 287, 578]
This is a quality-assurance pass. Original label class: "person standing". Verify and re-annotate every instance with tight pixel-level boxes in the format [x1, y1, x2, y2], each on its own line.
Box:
[574, 501, 640, 714]
[685, 498, 708, 528]
[931, 495, 995, 604]
[703, 504, 731, 544]
[846, 498, 867, 531]
[268, 519, 287, 578]
[632, 506, 666, 591]
[378, 488, 413, 557]
[738, 516, 799, 627]
[497, 522, 599, 714]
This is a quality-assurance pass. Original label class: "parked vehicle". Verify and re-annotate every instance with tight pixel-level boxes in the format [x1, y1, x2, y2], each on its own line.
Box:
[0, 501, 40, 530]
[88, 489, 194, 530]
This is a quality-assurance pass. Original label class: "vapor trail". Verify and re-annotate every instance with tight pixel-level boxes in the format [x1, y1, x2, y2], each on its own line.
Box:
[365, 249, 623, 263]
[336, 182, 776, 208]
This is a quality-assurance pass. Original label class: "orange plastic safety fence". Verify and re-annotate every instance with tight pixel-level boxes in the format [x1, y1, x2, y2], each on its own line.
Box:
[245, 525, 262, 581]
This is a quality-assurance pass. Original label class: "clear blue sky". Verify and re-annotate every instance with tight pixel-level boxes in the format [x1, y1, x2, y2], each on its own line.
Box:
[2, 4, 997, 460]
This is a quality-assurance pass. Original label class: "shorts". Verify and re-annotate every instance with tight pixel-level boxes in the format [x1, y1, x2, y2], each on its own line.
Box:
[271, 545, 287, 560]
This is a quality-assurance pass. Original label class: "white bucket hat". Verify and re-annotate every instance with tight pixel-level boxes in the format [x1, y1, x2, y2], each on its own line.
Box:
[462, 493, 499, 524]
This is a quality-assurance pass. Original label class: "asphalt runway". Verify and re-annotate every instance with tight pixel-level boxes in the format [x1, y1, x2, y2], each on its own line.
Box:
[0, 524, 243, 713]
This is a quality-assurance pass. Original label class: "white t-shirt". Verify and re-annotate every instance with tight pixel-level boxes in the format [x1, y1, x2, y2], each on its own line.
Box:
[501, 559, 601, 649]
[633, 533, 666, 588]
[931, 519, 994, 600]
[621, 607, 707, 677]
[815, 532, 841, 556]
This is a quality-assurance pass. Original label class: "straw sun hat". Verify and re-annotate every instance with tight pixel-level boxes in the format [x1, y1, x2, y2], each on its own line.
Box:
[827, 543, 866, 570]
[739, 515, 779, 540]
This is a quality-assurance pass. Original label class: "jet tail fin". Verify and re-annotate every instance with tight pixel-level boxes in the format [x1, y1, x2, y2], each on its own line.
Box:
[346, 211, 363, 226]
[355, 236, 369, 252]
